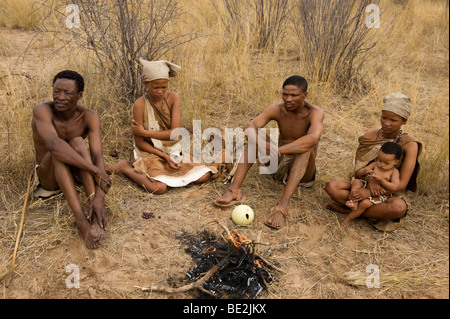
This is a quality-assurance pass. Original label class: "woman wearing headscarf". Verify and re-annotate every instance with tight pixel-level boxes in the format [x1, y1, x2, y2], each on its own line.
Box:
[106, 59, 212, 194]
[324, 92, 422, 231]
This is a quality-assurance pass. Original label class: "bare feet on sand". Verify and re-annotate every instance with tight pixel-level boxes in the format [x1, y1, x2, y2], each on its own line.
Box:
[79, 217, 106, 249]
[214, 188, 246, 208]
[264, 206, 287, 229]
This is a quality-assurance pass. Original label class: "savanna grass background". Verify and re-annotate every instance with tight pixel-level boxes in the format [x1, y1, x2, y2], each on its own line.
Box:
[0, 0, 448, 299]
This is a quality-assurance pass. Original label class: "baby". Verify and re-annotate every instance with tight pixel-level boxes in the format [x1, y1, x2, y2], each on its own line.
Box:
[343, 142, 402, 227]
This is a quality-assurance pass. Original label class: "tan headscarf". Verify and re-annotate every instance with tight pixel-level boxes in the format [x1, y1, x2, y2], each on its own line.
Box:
[140, 58, 181, 83]
[382, 92, 412, 120]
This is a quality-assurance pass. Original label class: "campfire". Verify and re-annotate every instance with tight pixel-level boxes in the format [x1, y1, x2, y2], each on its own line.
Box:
[136, 224, 276, 299]
[184, 230, 273, 299]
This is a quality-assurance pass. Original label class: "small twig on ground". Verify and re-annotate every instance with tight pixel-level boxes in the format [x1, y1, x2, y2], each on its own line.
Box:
[216, 219, 286, 274]
[135, 259, 229, 296]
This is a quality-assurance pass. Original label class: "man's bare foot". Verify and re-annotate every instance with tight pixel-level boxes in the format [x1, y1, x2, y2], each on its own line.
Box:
[84, 222, 106, 249]
[90, 221, 106, 240]
[106, 160, 129, 175]
[325, 202, 351, 214]
[78, 218, 106, 249]
[264, 206, 287, 229]
[214, 188, 246, 208]
[77, 220, 96, 249]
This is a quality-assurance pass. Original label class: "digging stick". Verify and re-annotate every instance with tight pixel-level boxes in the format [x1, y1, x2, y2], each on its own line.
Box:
[5, 173, 32, 288]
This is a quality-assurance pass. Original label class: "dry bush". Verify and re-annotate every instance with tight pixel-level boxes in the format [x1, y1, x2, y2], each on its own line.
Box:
[292, 0, 382, 87]
[211, 0, 291, 50]
[0, 32, 12, 57]
[68, 0, 198, 101]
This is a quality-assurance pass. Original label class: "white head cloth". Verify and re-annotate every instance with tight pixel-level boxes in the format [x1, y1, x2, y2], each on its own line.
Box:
[382, 91, 412, 119]
[139, 58, 181, 82]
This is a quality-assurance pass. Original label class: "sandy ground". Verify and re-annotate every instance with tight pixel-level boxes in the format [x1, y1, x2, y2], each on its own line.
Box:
[2, 171, 449, 300]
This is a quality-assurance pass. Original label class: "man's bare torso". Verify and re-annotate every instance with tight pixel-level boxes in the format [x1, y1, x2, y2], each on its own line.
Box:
[273, 101, 318, 147]
[32, 101, 91, 164]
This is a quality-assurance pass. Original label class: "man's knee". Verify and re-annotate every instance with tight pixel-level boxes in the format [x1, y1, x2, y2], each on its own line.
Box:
[69, 137, 92, 162]
[69, 137, 88, 153]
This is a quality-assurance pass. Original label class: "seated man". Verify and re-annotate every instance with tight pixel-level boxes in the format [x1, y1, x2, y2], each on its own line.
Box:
[32, 70, 111, 249]
[214, 75, 324, 229]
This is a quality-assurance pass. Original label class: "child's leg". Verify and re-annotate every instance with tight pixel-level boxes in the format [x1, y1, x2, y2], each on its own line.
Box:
[346, 179, 365, 209]
[342, 199, 374, 226]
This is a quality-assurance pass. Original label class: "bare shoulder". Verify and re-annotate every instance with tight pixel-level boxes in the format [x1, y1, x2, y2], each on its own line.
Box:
[166, 91, 180, 106]
[83, 106, 100, 121]
[403, 138, 419, 154]
[265, 102, 286, 122]
[266, 102, 284, 117]
[33, 101, 53, 116]
[247, 103, 281, 129]
[133, 95, 146, 109]
[362, 129, 379, 139]
[306, 102, 324, 119]
[309, 102, 324, 113]
[166, 91, 179, 99]
[34, 101, 52, 108]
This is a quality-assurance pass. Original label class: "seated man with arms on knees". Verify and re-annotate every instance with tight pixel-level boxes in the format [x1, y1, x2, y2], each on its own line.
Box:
[32, 70, 111, 249]
[214, 75, 324, 229]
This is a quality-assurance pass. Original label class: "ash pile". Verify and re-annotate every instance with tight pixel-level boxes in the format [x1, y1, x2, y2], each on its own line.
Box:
[180, 230, 275, 299]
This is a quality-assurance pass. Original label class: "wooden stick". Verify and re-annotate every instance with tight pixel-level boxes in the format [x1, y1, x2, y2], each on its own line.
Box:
[5, 173, 32, 288]
[136, 259, 229, 296]
[216, 219, 286, 274]
[217, 219, 232, 239]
